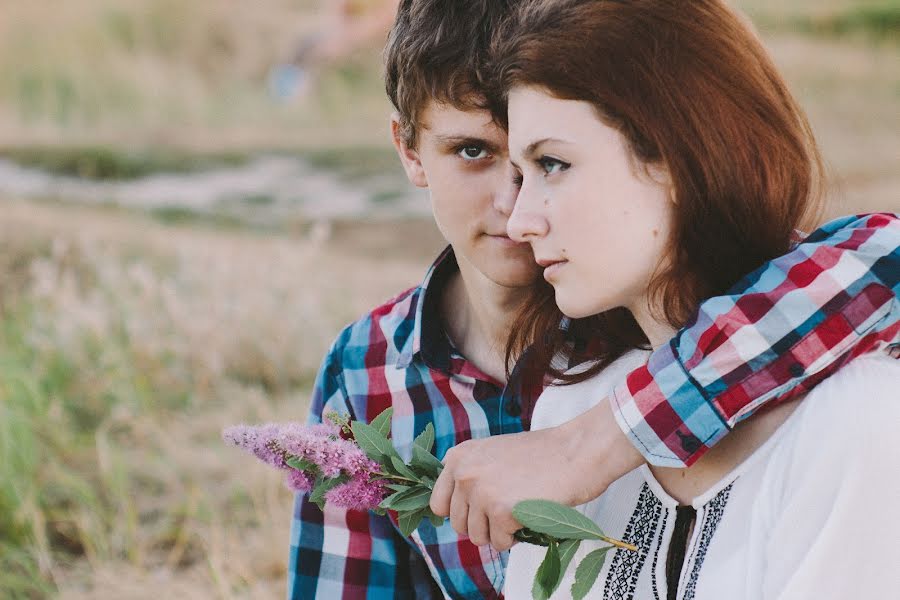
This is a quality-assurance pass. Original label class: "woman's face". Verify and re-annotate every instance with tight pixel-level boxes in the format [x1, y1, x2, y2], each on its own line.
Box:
[506, 86, 675, 321]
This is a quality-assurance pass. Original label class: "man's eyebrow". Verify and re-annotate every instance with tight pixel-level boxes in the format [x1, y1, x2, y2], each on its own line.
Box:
[433, 134, 500, 150]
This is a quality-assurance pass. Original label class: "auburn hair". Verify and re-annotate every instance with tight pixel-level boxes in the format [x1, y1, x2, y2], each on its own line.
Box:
[495, 0, 826, 383]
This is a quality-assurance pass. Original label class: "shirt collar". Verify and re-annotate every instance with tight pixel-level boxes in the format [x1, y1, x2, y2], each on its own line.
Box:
[397, 245, 458, 371]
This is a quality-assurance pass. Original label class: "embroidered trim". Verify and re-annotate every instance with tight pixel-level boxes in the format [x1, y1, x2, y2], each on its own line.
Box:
[650, 507, 670, 600]
[603, 483, 664, 599]
[682, 483, 733, 600]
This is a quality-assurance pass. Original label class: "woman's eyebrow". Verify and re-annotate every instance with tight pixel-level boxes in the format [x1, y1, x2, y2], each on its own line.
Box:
[522, 137, 569, 158]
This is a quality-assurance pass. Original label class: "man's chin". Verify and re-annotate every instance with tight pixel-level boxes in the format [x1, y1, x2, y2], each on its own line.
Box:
[484, 261, 544, 289]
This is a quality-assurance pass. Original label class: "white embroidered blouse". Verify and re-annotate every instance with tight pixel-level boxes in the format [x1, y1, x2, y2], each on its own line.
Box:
[504, 350, 900, 599]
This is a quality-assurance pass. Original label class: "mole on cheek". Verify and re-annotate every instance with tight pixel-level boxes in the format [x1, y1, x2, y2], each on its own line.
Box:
[544, 197, 550, 206]
[652, 228, 659, 237]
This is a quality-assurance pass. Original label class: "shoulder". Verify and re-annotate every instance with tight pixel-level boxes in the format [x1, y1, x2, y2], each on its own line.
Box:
[320, 284, 421, 382]
[774, 352, 900, 474]
[532, 350, 650, 429]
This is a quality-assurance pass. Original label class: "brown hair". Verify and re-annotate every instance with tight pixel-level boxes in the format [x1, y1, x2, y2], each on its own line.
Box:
[497, 0, 825, 383]
[383, 0, 517, 147]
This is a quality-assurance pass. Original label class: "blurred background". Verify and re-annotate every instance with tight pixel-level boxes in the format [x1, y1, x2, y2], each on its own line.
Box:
[0, 0, 897, 598]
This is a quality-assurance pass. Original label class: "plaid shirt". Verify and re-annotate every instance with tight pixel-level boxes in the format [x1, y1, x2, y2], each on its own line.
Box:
[288, 213, 899, 599]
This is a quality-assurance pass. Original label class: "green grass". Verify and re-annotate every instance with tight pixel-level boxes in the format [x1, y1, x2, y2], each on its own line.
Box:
[0, 146, 248, 180]
[744, 1, 900, 40]
[786, 4, 900, 39]
[296, 146, 403, 182]
[0, 301, 196, 597]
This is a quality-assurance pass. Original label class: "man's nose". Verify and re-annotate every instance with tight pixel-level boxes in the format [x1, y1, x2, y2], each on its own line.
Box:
[493, 167, 520, 217]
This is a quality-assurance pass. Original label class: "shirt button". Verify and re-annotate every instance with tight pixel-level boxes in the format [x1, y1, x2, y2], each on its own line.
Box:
[676, 430, 701, 454]
[789, 363, 805, 378]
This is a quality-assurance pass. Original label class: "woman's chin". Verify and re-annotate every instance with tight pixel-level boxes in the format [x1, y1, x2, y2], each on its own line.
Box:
[555, 295, 609, 320]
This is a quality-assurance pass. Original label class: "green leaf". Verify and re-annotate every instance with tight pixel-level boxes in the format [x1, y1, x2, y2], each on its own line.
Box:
[532, 540, 561, 600]
[410, 444, 444, 479]
[413, 423, 435, 453]
[428, 513, 445, 528]
[513, 500, 606, 541]
[557, 539, 581, 582]
[398, 507, 428, 537]
[381, 486, 432, 512]
[309, 474, 349, 510]
[390, 455, 421, 482]
[351, 420, 401, 464]
[285, 456, 317, 473]
[514, 528, 554, 547]
[385, 483, 411, 493]
[571, 546, 615, 600]
[369, 407, 394, 438]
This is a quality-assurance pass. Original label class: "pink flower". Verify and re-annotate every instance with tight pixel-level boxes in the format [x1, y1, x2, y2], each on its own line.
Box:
[284, 469, 315, 493]
[223, 421, 381, 484]
[324, 476, 388, 511]
[222, 424, 287, 469]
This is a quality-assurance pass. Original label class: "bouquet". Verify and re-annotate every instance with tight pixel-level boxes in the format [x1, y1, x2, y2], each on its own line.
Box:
[224, 408, 635, 599]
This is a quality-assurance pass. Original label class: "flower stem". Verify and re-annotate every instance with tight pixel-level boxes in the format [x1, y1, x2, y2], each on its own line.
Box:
[601, 536, 637, 552]
[375, 472, 423, 485]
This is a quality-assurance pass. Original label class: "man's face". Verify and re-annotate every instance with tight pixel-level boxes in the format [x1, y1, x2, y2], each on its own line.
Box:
[393, 101, 542, 288]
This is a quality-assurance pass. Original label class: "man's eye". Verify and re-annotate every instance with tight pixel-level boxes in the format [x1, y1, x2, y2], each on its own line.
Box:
[458, 146, 489, 160]
[538, 156, 570, 175]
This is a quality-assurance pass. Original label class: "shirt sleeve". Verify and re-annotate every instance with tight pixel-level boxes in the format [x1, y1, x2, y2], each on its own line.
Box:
[287, 347, 443, 600]
[610, 212, 900, 467]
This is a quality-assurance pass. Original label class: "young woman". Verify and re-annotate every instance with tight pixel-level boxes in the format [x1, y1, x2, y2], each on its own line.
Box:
[492, 0, 900, 598]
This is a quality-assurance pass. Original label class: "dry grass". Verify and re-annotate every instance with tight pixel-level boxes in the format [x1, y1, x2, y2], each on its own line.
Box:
[0, 200, 441, 599]
[0, 0, 393, 151]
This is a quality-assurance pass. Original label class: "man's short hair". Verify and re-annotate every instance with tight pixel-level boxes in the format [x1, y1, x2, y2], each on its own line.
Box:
[384, 0, 515, 147]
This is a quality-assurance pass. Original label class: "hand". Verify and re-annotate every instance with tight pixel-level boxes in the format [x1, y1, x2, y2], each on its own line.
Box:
[429, 397, 644, 551]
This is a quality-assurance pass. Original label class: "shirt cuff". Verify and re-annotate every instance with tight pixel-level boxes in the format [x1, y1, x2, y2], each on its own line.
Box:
[610, 341, 730, 467]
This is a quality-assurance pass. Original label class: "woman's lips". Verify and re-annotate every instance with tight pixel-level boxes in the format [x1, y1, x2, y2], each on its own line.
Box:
[536, 259, 568, 280]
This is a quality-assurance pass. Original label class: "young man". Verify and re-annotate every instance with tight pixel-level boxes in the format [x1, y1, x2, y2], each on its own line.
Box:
[288, 1, 899, 598]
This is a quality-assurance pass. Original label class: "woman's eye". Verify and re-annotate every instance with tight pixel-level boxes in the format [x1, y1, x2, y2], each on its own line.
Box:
[458, 146, 489, 160]
[511, 172, 524, 188]
[538, 156, 570, 175]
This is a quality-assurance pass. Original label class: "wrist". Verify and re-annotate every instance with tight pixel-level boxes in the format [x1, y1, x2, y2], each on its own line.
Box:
[558, 396, 645, 504]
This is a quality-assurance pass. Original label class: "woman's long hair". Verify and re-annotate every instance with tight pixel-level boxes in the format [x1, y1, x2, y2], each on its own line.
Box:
[495, 0, 825, 383]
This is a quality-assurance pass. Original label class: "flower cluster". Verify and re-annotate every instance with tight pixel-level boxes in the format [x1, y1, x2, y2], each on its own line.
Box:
[223, 407, 635, 600]
[222, 416, 386, 510]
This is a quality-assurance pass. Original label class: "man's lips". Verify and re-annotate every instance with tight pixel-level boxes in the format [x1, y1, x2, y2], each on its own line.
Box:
[486, 234, 527, 247]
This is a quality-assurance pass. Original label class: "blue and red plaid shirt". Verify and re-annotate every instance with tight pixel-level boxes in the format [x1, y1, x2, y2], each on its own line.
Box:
[288, 213, 899, 599]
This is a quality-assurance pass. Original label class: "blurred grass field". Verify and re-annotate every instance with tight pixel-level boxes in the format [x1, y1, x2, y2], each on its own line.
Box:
[0, 1, 898, 598]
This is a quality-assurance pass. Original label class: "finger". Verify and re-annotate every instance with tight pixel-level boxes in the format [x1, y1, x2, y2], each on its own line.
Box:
[429, 468, 454, 517]
[449, 486, 470, 538]
[490, 512, 520, 552]
[467, 503, 490, 547]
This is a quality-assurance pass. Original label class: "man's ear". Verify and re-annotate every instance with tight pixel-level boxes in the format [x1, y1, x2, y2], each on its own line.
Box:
[390, 113, 428, 188]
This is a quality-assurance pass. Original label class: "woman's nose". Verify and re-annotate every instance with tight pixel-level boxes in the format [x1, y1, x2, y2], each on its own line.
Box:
[507, 180, 549, 242]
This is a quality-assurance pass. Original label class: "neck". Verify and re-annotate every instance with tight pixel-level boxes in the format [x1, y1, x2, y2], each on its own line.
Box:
[628, 295, 678, 351]
[440, 253, 529, 384]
